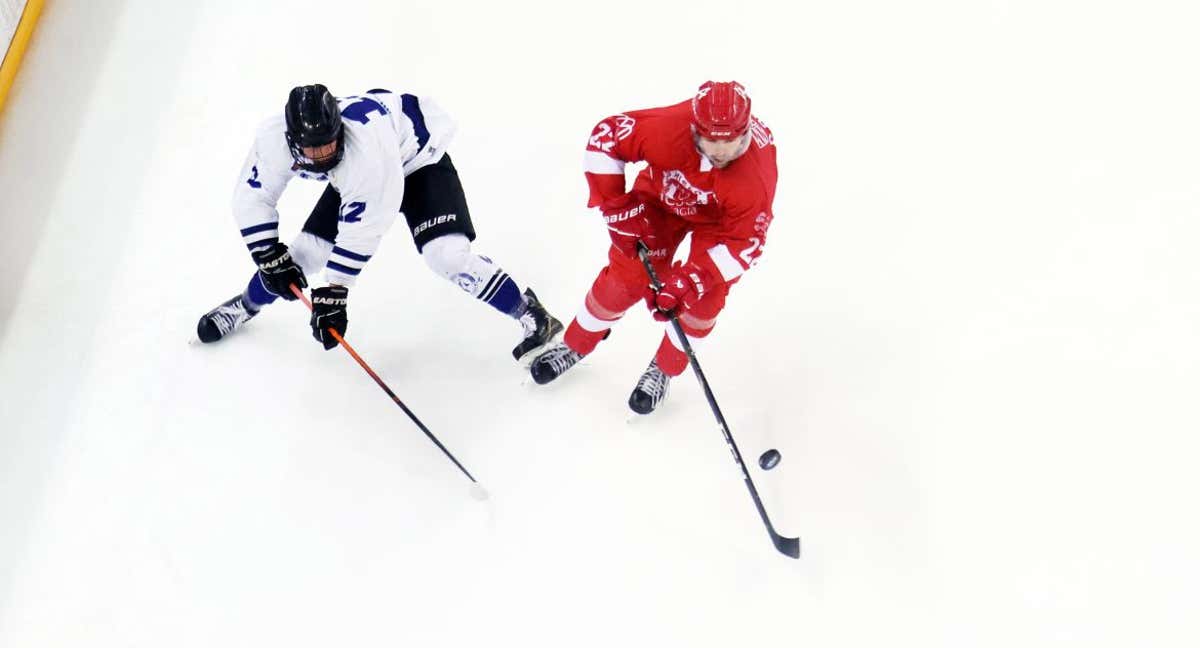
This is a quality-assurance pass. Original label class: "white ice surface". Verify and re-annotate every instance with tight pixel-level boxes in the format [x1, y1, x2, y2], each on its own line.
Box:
[2, 1, 1199, 646]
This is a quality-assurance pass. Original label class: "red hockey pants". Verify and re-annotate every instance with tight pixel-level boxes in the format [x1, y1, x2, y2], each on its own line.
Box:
[562, 214, 730, 377]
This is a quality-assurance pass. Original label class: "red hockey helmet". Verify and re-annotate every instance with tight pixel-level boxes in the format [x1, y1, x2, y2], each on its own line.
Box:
[692, 81, 752, 141]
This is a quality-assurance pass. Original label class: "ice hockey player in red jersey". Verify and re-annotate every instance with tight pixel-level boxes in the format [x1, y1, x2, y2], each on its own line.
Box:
[530, 80, 777, 414]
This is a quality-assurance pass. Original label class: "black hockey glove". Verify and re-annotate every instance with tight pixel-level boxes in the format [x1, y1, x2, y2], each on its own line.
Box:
[310, 285, 349, 350]
[251, 242, 307, 300]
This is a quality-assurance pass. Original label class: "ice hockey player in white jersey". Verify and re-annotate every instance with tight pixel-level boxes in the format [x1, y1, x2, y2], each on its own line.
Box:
[196, 84, 562, 360]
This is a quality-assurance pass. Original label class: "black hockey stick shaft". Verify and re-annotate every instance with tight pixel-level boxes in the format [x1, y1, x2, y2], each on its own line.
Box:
[636, 243, 799, 558]
[290, 284, 479, 483]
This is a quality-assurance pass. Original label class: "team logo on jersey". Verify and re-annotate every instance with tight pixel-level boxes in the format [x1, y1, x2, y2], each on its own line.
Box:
[588, 114, 636, 153]
[660, 170, 715, 216]
[615, 115, 635, 140]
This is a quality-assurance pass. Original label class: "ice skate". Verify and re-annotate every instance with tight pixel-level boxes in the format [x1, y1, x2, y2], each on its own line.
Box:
[512, 288, 563, 361]
[196, 294, 258, 343]
[628, 360, 670, 415]
[529, 342, 583, 385]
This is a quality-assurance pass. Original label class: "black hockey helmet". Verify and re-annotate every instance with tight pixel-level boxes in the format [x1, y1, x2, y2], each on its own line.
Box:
[284, 84, 344, 173]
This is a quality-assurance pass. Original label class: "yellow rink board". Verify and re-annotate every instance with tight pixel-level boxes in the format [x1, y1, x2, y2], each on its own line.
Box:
[0, 0, 46, 118]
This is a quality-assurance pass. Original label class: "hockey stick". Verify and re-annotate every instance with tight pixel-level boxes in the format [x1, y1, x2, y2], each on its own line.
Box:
[636, 242, 800, 559]
[289, 284, 480, 484]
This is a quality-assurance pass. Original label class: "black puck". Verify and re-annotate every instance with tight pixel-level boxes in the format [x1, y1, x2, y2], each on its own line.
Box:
[758, 448, 781, 470]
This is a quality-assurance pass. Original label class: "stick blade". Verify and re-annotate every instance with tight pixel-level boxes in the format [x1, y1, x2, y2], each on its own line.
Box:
[774, 534, 801, 559]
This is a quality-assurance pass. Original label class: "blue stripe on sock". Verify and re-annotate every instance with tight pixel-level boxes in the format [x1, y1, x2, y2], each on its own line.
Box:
[484, 273, 510, 302]
[478, 271, 502, 302]
[484, 276, 523, 317]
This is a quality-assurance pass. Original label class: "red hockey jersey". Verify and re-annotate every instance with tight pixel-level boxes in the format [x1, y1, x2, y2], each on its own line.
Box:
[583, 99, 778, 284]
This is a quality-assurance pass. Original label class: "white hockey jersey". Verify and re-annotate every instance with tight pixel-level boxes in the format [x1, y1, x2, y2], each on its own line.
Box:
[232, 89, 455, 286]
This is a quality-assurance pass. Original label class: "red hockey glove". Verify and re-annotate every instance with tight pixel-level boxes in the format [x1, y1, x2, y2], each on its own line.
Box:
[601, 193, 651, 257]
[649, 261, 714, 321]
